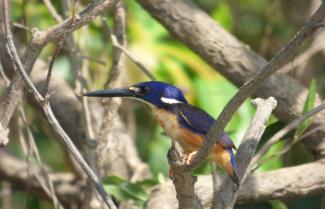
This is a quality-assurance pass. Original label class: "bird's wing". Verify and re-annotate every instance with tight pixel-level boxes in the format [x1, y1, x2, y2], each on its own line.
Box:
[177, 103, 237, 150]
[178, 104, 214, 134]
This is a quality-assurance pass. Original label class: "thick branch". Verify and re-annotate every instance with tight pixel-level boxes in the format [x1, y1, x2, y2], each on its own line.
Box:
[137, 0, 325, 158]
[189, 2, 325, 168]
[0, 151, 82, 205]
[167, 145, 203, 209]
[145, 160, 325, 209]
[213, 97, 277, 209]
[1, 151, 324, 209]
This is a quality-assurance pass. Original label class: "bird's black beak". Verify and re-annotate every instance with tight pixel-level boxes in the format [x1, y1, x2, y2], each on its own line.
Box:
[83, 88, 136, 98]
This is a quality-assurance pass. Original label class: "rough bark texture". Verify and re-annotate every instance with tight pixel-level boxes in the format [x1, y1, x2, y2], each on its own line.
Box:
[213, 98, 277, 209]
[146, 159, 325, 209]
[136, 0, 325, 158]
[1, 151, 324, 208]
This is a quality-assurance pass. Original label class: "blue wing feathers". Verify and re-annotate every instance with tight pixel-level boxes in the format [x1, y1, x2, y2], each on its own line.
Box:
[227, 148, 236, 168]
[178, 104, 214, 134]
[174, 103, 237, 149]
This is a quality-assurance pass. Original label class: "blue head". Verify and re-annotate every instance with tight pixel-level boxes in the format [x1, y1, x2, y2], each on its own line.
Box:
[84, 81, 188, 108]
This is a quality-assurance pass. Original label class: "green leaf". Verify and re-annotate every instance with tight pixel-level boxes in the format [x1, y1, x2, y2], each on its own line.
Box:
[137, 179, 159, 187]
[103, 175, 158, 204]
[295, 79, 317, 136]
[120, 182, 148, 202]
[103, 175, 125, 185]
[303, 79, 317, 113]
[104, 185, 129, 201]
[269, 200, 288, 209]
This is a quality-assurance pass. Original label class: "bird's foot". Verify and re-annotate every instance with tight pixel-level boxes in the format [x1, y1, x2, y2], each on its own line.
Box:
[185, 151, 197, 165]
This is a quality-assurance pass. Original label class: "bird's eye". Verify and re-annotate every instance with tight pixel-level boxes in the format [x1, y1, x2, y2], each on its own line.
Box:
[128, 86, 150, 95]
[142, 87, 151, 94]
[136, 87, 150, 96]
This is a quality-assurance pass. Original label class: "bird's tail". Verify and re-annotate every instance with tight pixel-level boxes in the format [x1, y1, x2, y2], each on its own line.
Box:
[211, 145, 239, 186]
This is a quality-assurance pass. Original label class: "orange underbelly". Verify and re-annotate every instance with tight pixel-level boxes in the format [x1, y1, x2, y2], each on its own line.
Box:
[153, 108, 204, 154]
[210, 144, 235, 176]
[153, 109, 235, 176]
[177, 128, 204, 154]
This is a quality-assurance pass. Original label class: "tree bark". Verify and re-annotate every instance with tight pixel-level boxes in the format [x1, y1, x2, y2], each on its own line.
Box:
[136, 0, 325, 158]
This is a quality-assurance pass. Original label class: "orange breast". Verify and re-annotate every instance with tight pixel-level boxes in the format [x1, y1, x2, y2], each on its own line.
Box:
[153, 108, 236, 177]
[178, 127, 204, 154]
[153, 108, 204, 155]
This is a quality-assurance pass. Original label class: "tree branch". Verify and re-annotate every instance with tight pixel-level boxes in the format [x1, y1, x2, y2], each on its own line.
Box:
[30, 60, 151, 181]
[0, 0, 117, 132]
[136, 0, 325, 158]
[213, 97, 277, 209]
[0, 151, 82, 205]
[1, 0, 117, 208]
[190, 2, 325, 169]
[145, 160, 325, 209]
[251, 102, 325, 169]
[167, 143, 203, 209]
[1, 150, 324, 209]
[101, 17, 156, 82]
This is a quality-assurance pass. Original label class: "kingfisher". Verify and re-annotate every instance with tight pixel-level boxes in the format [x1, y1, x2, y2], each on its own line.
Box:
[84, 81, 239, 185]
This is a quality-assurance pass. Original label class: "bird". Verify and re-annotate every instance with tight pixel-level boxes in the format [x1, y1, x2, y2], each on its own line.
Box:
[84, 81, 239, 185]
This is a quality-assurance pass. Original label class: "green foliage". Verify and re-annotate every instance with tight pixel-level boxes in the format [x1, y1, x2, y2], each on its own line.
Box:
[294, 79, 317, 137]
[269, 200, 288, 209]
[103, 176, 159, 207]
[211, 1, 233, 31]
[8, 0, 321, 208]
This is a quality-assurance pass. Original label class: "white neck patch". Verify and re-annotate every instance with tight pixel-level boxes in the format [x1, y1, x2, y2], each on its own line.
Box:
[160, 97, 183, 104]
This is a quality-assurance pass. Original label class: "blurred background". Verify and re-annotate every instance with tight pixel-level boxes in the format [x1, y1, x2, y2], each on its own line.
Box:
[2, 0, 325, 208]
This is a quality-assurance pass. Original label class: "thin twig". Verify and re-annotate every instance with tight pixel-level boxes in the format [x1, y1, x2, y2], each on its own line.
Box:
[255, 128, 325, 170]
[42, 0, 63, 22]
[250, 102, 325, 169]
[189, 3, 325, 169]
[42, 33, 67, 98]
[12, 22, 31, 31]
[212, 97, 277, 209]
[62, 1, 101, 206]
[1, 0, 117, 208]
[0, 0, 116, 130]
[95, 0, 126, 180]
[102, 1, 126, 88]
[101, 17, 156, 81]
[0, 65, 10, 86]
[210, 162, 219, 194]
[43, 2, 76, 98]
[280, 32, 325, 74]
[18, 105, 64, 209]
[74, 52, 106, 66]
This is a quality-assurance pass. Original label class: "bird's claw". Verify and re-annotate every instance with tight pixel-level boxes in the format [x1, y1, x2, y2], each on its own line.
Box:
[185, 151, 197, 165]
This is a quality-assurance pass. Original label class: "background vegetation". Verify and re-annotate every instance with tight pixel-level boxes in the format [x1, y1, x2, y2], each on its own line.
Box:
[1, 0, 324, 209]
